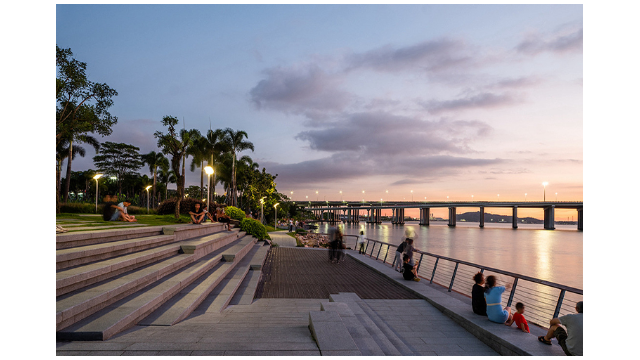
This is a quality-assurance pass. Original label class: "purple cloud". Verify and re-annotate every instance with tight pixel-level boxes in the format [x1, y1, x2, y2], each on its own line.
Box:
[422, 92, 519, 114]
[516, 27, 583, 55]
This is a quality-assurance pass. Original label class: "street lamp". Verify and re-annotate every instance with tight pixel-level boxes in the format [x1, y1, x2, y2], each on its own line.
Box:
[274, 203, 280, 228]
[525, 193, 527, 201]
[471, 195, 474, 201]
[340, 190, 342, 201]
[145, 185, 152, 214]
[542, 182, 549, 201]
[316, 190, 318, 201]
[205, 166, 214, 213]
[93, 174, 103, 214]
[411, 190, 413, 201]
[555, 192, 558, 201]
[260, 197, 266, 224]
[290, 191, 293, 200]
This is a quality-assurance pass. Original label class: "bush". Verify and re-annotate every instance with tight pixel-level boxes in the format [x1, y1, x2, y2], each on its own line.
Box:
[224, 206, 245, 221]
[59, 203, 100, 214]
[240, 218, 270, 241]
[126, 206, 156, 215]
[296, 228, 308, 234]
[156, 197, 205, 215]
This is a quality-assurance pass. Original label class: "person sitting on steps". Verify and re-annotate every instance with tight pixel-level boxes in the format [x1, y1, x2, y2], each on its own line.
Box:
[189, 202, 206, 224]
[401, 255, 420, 281]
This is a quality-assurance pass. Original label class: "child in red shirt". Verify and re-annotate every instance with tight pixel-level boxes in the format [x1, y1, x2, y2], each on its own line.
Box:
[506, 302, 530, 333]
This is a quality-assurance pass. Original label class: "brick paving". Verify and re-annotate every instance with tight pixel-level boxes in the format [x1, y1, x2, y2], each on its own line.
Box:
[255, 247, 421, 300]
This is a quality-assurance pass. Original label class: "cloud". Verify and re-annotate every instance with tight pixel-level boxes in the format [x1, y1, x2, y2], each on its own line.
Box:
[294, 112, 492, 155]
[263, 153, 503, 189]
[344, 38, 474, 73]
[249, 64, 351, 117]
[490, 76, 541, 89]
[422, 92, 519, 114]
[516, 27, 583, 55]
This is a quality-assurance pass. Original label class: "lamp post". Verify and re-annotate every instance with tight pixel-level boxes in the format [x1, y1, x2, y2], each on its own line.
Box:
[525, 193, 527, 201]
[260, 197, 266, 225]
[411, 190, 413, 201]
[205, 166, 214, 213]
[316, 190, 318, 201]
[145, 185, 152, 214]
[340, 191, 342, 201]
[555, 192, 558, 201]
[542, 182, 549, 201]
[274, 203, 280, 228]
[93, 174, 103, 214]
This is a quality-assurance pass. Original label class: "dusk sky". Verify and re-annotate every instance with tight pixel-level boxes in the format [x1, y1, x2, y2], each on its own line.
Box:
[55, 4, 583, 219]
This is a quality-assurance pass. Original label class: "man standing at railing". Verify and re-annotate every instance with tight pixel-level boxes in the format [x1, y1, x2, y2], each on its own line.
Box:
[394, 239, 408, 272]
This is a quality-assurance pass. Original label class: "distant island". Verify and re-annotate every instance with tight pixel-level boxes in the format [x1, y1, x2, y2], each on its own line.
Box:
[455, 211, 542, 224]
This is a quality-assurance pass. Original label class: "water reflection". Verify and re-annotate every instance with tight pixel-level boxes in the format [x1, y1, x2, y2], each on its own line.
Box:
[312, 221, 582, 288]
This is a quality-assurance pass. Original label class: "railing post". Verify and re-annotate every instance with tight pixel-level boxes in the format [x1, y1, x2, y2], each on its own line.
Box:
[480, 268, 484, 274]
[448, 262, 459, 292]
[507, 278, 518, 308]
[430, 257, 439, 284]
[370, 241, 376, 256]
[553, 290, 566, 318]
[383, 244, 390, 263]
[376, 242, 382, 259]
[364, 239, 370, 254]
[416, 253, 424, 274]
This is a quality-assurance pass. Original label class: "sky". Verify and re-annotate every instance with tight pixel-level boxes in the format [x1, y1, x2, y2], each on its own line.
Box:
[55, 4, 583, 219]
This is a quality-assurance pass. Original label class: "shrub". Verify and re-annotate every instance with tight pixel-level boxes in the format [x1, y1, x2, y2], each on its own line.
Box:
[126, 206, 156, 215]
[59, 203, 100, 214]
[224, 206, 245, 221]
[296, 228, 308, 234]
[156, 197, 205, 215]
[240, 218, 270, 240]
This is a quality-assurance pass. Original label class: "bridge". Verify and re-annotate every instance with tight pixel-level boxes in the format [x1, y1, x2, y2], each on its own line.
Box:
[297, 201, 583, 231]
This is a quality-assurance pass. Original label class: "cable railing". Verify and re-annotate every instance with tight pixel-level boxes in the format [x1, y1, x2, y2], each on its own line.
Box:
[321, 234, 583, 328]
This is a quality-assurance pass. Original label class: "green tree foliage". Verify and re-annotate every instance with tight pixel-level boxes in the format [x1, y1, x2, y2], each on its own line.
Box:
[239, 218, 270, 240]
[93, 142, 144, 194]
[224, 206, 246, 221]
[221, 128, 254, 207]
[56, 46, 118, 210]
[154, 115, 200, 218]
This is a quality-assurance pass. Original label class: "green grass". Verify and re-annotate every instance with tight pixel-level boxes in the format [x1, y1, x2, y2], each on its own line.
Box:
[264, 225, 286, 232]
[56, 213, 195, 230]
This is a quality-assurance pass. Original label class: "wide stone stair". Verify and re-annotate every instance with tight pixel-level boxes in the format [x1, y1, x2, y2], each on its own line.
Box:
[56, 222, 269, 341]
[309, 292, 415, 356]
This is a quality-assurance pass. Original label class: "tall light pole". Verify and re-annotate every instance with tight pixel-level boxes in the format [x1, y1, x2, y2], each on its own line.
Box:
[411, 190, 413, 201]
[145, 185, 152, 214]
[290, 191, 293, 200]
[340, 190, 342, 201]
[205, 166, 214, 213]
[316, 190, 318, 201]
[260, 197, 266, 224]
[525, 193, 527, 201]
[555, 192, 558, 201]
[274, 203, 280, 228]
[542, 182, 549, 201]
[93, 174, 103, 214]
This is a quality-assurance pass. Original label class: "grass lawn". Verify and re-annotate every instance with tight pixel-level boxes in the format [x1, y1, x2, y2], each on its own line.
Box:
[56, 213, 197, 231]
[264, 225, 286, 232]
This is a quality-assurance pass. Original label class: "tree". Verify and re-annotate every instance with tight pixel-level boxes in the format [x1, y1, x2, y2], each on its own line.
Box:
[221, 128, 254, 207]
[202, 128, 227, 201]
[141, 151, 169, 208]
[57, 135, 99, 205]
[93, 142, 144, 194]
[154, 116, 200, 218]
[187, 134, 207, 199]
[57, 46, 117, 208]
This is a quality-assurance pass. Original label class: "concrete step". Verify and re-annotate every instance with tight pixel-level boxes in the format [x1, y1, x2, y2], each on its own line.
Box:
[320, 301, 385, 356]
[179, 229, 243, 257]
[56, 232, 242, 331]
[329, 292, 410, 356]
[138, 236, 257, 325]
[56, 229, 241, 296]
[56, 237, 254, 341]
[56, 226, 165, 250]
[56, 234, 176, 270]
[56, 222, 227, 250]
[309, 310, 362, 356]
[56, 242, 182, 297]
[228, 244, 270, 306]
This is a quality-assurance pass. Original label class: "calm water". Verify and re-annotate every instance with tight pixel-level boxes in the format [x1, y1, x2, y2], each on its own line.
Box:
[311, 221, 582, 324]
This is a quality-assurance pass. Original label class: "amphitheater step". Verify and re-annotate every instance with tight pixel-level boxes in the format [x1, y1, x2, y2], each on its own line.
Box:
[56, 237, 254, 341]
[179, 229, 242, 256]
[56, 234, 177, 270]
[330, 292, 414, 356]
[138, 236, 257, 325]
[321, 299, 386, 356]
[228, 244, 270, 306]
[56, 242, 182, 297]
[56, 226, 166, 250]
[309, 310, 361, 355]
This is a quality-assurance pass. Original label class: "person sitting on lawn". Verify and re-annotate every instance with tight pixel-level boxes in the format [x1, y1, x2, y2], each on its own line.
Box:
[109, 199, 137, 222]
[505, 302, 529, 332]
[117, 201, 136, 222]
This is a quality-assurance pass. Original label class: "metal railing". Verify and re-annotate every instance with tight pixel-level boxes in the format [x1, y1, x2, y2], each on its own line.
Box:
[324, 234, 583, 328]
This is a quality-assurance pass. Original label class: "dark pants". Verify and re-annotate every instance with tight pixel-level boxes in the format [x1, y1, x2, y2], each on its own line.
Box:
[358, 243, 365, 254]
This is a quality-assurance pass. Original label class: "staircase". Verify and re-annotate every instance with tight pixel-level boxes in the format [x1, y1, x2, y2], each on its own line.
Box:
[309, 292, 416, 356]
[56, 222, 269, 341]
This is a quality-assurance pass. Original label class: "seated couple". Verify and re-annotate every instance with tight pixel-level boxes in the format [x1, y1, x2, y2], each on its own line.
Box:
[189, 203, 232, 231]
[102, 195, 137, 222]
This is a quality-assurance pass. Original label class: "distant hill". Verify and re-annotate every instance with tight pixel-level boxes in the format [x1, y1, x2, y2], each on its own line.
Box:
[456, 211, 543, 224]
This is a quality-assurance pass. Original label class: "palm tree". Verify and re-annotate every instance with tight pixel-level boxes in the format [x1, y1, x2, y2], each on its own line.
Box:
[188, 134, 207, 199]
[155, 115, 201, 218]
[202, 128, 226, 202]
[157, 165, 176, 203]
[61, 134, 100, 203]
[141, 151, 169, 208]
[221, 128, 254, 207]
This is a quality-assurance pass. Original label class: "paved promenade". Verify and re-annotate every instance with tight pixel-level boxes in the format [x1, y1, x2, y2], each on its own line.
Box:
[56, 244, 565, 356]
[267, 232, 298, 247]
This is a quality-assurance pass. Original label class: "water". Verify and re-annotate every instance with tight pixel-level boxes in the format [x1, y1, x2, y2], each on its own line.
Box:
[311, 221, 583, 325]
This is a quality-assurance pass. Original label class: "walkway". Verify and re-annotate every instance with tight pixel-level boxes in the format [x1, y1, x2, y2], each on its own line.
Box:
[267, 232, 297, 247]
[55, 245, 563, 356]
